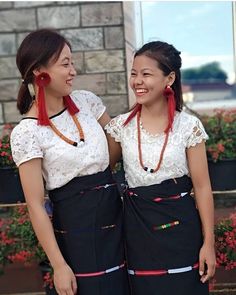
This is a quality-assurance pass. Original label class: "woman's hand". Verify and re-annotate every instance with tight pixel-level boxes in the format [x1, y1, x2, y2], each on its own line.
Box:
[53, 263, 77, 295]
[199, 242, 216, 283]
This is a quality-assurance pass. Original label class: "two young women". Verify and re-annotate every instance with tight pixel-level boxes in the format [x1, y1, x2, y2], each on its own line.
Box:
[11, 29, 215, 295]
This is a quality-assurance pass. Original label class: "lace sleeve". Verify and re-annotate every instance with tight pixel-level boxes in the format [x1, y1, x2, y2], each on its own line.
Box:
[105, 115, 124, 143]
[75, 90, 106, 120]
[186, 117, 209, 148]
[10, 123, 43, 167]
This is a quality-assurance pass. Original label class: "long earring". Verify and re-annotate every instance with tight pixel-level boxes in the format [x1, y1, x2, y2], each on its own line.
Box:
[35, 72, 51, 126]
[63, 95, 79, 115]
[123, 103, 142, 126]
[163, 85, 176, 132]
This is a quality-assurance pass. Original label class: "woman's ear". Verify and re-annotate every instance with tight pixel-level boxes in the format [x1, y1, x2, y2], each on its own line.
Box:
[33, 66, 47, 76]
[168, 71, 176, 86]
[33, 68, 41, 76]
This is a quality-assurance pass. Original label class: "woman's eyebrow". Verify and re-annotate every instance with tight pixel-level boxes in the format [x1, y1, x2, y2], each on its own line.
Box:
[61, 57, 70, 62]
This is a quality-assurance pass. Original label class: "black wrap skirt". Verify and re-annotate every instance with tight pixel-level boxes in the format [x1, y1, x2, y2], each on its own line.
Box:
[124, 175, 209, 295]
[48, 167, 130, 295]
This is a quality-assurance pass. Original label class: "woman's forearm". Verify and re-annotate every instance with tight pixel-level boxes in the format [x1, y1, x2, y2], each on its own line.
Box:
[27, 203, 66, 269]
[194, 186, 215, 245]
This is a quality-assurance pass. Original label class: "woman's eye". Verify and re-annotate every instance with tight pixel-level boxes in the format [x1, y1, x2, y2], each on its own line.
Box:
[131, 73, 136, 76]
[143, 73, 151, 76]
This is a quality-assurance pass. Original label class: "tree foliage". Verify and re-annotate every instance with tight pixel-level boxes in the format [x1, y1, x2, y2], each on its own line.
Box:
[182, 62, 228, 83]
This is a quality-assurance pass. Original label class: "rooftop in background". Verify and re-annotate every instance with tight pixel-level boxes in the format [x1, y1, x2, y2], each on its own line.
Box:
[186, 99, 236, 115]
[182, 82, 236, 110]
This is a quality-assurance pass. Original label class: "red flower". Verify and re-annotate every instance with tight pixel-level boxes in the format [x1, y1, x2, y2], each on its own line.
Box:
[212, 152, 219, 161]
[217, 143, 225, 153]
[43, 271, 54, 289]
[0, 124, 15, 168]
[202, 109, 236, 162]
[215, 214, 236, 270]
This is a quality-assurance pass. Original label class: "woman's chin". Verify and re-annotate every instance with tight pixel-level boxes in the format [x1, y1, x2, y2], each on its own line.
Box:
[136, 96, 149, 105]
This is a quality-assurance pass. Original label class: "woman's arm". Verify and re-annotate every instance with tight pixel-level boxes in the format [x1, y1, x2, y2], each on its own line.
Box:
[187, 142, 216, 283]
[98, 112, 122, 169]
[19, 159, 77, 295]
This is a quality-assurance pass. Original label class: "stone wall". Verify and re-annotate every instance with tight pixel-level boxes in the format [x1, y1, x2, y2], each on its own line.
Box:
[123, 2, 142, 107]
[0, 1, 128, 130]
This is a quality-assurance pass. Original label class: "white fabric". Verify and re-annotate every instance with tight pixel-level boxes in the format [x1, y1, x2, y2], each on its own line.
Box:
[105, 111, 208, 188]
[10, 90, 108, 190]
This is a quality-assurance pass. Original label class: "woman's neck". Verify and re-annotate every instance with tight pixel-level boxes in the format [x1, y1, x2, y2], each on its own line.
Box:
[45, 95, 65, 117]
[33, 87, 66, 117]
[139, 98, 169, 135]
[141, 97, 168, 119]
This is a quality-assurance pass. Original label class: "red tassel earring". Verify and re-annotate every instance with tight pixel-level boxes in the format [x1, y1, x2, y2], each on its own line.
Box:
[35, 72, 51, 126]
[63, 95, 79, 116]
[163, 85, 176, 133]
[123, 103, 142, 126]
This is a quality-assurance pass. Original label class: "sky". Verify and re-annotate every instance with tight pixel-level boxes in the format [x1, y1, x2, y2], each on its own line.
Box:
[141, 1, 234, 84]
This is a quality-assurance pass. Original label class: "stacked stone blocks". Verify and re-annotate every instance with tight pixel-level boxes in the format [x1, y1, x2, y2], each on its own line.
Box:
[0, 1, 128, 131]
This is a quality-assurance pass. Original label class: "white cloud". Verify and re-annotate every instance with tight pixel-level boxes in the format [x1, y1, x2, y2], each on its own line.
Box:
[182, 52, 232, 67]
[175, 3, 212, 24]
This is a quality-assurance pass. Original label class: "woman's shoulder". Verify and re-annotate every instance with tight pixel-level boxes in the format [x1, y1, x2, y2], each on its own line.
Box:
[11, 118, 41, 144]
[10, 119, 43, 166]
[71, 89, 94, 98]
[12, 118, 38, 135]
[70, 90, 106, 119]
[70, 90, 100, 105]
[105, 111, 132, 142]
[177, 110, 203, 125]
[176, 110, 208, 146]
[109, 111, 132, 126]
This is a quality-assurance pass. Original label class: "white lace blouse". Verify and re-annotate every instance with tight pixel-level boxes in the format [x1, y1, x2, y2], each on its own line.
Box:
[10, 90, 109, 190]
[105, 111, 208, 188]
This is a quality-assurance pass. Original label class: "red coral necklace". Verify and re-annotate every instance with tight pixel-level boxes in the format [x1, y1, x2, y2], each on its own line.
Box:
[50, 113, 85, 147]
[137, 111, 169, 173]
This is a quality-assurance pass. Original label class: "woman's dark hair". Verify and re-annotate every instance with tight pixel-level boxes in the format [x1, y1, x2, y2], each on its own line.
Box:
[124, 41, 183, 126]
[16, 28, 71, 114]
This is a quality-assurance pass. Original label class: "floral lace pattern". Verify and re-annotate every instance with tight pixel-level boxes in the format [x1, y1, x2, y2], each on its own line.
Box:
[105, 111, 208, 188]
[10, 90, 108, 190]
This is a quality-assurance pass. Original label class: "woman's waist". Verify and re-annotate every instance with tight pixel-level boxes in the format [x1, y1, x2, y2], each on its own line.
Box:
[48, 166, 115, 202]
[126, 175, 193, 198]
[125, 163, 190, 188]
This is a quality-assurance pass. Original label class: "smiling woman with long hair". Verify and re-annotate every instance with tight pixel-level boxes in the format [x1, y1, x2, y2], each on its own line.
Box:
[105, 41, 216, 295]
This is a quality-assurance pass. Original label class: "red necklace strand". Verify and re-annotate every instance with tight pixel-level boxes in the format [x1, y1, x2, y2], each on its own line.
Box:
[50, 113, 85, 147]
[137, 111, 169, 173]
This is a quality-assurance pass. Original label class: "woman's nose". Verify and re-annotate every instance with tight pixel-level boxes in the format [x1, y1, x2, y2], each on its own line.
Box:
[134, 76, 143, 85]
[70, 65, 77, 76]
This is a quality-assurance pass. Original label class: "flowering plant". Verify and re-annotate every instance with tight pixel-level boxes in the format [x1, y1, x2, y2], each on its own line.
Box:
[0, 124, 15, 168]
[215, 213, 236, 270]
[0, 204, 53, 288]
[201, 109, 236, 162]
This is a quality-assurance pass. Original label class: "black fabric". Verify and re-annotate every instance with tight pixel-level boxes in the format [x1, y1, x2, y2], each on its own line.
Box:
[49, 167, 130, 295]
[124, 175, 209, 295]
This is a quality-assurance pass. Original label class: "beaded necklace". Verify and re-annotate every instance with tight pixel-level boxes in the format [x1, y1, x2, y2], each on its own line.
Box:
[50, 112, 85, 147]
[137, 111, 169, 173]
